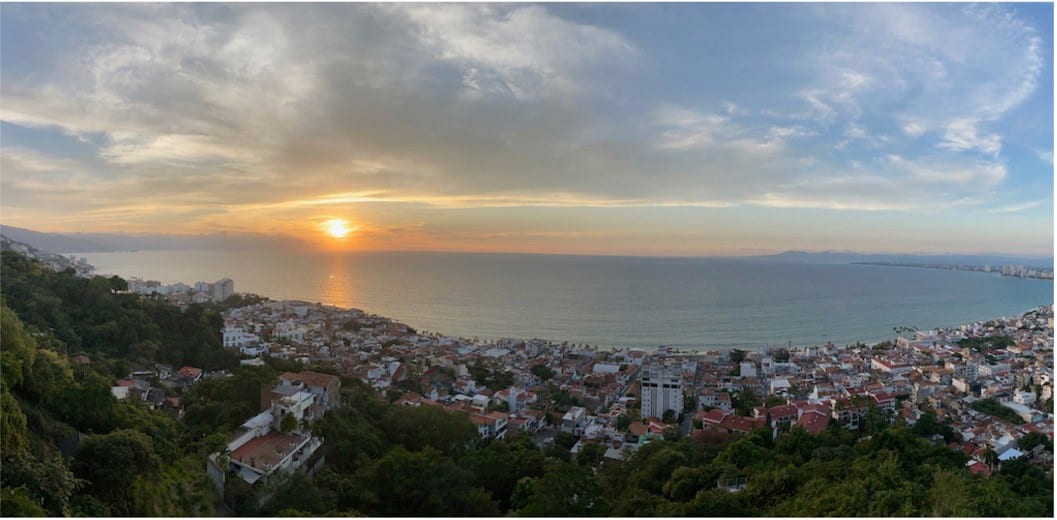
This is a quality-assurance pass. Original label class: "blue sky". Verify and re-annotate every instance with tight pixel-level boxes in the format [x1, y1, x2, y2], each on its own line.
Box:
[0, 3, 1052, 255]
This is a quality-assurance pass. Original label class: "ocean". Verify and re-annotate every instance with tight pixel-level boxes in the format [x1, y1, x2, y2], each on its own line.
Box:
[81, 250, 1053, 351]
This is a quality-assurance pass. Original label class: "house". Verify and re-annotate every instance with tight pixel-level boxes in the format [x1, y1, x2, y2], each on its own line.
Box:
[719, 414, 766, 435]
[698, 409, 731, 430]
[208, 371, 340, 501]
[561, 406, 588, 435]
[795, 410, 830, 434]
[628, 417, 668, 443]
[758, 404, 798, 428]
[278, 371, 342, 410]
[470, 412, 508, 441]
[177, 366, 203, 384]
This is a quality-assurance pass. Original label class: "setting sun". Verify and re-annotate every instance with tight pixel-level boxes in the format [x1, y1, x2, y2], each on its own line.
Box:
[322, 218, 351, 239]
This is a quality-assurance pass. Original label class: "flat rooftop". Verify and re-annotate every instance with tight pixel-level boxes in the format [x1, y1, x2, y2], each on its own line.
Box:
[230, 432, 307, 472]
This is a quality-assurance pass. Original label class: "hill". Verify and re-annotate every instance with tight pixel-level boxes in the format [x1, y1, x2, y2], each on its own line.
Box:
[0, 225, 113, 253]
[756, 250, 1053, 269]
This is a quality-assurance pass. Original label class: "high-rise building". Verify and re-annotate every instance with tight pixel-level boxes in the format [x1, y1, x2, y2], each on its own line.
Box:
[213, 278, 235, 301]
[640, 362, 683, 419]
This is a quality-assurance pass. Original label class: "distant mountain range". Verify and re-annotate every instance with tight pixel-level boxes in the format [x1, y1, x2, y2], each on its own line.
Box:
[1, 225, 1052, 268]
[0, 225, 306, 253]
[0, 225, 115, 253]
[754, 250, 1053, 269]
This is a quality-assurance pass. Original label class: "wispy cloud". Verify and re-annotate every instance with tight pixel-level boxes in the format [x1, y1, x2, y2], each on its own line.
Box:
[989, 199, 1049, 214]
[0, 3, 1050, 254]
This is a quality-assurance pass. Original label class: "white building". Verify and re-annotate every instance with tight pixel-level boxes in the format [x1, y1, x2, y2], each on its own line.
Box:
[207, 372, 340, 498]
[223, 326, 260, 348]
[561, 406, 587, 435]
[1012, 390, 1037, 406]
[275, 320, 307, 343]
[740, 361, 757, 379]
[213, 278, 235, 302]
[640, 363, 683, 419]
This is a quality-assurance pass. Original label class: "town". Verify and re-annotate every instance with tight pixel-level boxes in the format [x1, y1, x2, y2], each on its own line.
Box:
[105, 274, 1054, 500]
[856, 261, 1055, 280]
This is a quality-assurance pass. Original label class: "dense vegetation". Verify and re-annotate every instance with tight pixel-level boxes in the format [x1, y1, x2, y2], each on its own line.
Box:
[1, 252, 239, 375]
[958, 335, 1015, 353]
[1, 251, 1052, 516]
[0, 303, 215, 515]
[971, 398, 1026, 425]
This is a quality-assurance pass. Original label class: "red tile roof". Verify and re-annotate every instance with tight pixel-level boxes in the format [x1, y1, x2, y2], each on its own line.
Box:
[178, 366, 202, 379]
[231, 432, 306, 471]
[796, 410, 830, 434]
[768, 404, 798, 418]
[281, 370, 340, 389]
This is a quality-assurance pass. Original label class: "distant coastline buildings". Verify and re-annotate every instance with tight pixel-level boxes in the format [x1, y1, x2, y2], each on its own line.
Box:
[128, 276, 235, 304]
[857, 261, 1055, 280]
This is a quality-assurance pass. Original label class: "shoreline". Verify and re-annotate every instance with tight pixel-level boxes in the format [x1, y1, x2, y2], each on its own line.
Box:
[246, 296, 1052, 357]
[82, 258, 1053, 355]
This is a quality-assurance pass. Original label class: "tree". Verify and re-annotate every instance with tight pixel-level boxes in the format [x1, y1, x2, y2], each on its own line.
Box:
[259, 472, 337, 516]
[662, 409, 677, 424]
[773, 348, 790, 363]
[683, 392, 698, 413]
[280, 413, 298, 433]
[379, 405, 477, 456]
[1018, 431, 1050, 452]
[354, 447, 498, 516]
[512, 462, 607, 516]
[983, 447, 999, 472]
[733, 388, 759, 416]
[531, 364, 556, 381]
[0, 487, 47, 516]
[460, 433, 545, 512]
[577, 443, 607, 468]
[73, 429, 160, 515]
[729, 349, 746, 364]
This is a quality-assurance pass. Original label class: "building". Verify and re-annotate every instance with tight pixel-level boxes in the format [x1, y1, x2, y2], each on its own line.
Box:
[208, 371, 340, 501]
[213, 278, 235, 302]
[223, 326, 261, 348]
[640, 363, 683, 419]
[561, 406, 588, 435]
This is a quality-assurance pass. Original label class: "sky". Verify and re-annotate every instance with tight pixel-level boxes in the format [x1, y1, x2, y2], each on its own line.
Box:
[0, 3, 1053, 256]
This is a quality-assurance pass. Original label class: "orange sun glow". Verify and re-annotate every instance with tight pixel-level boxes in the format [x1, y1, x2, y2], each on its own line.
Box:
[322, 218, 352, 239]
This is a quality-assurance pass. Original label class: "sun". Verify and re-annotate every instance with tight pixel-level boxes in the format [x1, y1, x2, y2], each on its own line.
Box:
[322, 218, 351, 239]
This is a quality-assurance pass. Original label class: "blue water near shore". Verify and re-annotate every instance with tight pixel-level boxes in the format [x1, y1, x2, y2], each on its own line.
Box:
[82, 250, 1053, 350]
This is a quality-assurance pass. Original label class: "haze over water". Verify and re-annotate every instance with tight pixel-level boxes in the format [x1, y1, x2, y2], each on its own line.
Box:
[84, 250, 1052, 351]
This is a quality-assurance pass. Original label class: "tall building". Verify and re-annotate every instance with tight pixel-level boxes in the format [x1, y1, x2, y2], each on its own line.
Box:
[640, 362, 683, 419]
[213, 278, 235, 301]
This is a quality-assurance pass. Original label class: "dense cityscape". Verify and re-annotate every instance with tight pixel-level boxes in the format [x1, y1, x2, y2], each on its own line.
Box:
[112, 259, 1057, 496]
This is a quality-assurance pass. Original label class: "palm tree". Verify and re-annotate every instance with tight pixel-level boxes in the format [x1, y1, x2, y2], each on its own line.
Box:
[983, 447, 999, 471]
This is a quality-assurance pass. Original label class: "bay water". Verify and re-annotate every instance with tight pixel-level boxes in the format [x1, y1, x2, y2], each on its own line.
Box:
[81, 250, 1053, 350]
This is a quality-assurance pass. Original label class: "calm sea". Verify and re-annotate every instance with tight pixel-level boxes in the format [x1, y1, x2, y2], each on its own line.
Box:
[81, 250, 1053, 351]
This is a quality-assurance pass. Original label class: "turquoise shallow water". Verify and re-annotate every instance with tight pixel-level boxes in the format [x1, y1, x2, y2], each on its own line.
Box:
[82, 250, 1053, 350]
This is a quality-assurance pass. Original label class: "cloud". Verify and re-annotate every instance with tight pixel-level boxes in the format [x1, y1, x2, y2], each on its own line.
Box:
[388, 4, 638, 100]
[937, 119, 1003, 156]
[989, 199, 1049, 214]
[0, 147, 82, 172]
[0, 2, 1049, 237]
